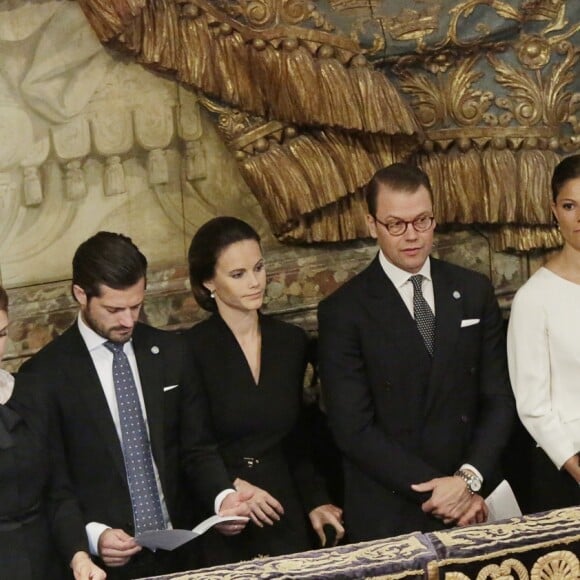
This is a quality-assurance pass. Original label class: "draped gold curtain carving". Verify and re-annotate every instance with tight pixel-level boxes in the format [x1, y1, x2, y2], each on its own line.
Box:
[76, 0, 579, 251]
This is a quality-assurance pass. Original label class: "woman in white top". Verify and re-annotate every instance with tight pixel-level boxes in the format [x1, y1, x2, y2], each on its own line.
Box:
[507, 154, 580, 511]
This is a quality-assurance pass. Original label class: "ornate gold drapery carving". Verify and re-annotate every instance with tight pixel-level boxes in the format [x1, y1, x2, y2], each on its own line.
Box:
[76, 0, 579, 251]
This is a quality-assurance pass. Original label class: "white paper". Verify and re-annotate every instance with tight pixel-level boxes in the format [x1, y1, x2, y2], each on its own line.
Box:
[485, 479, 522, 522]
[135, 515, 248, 552]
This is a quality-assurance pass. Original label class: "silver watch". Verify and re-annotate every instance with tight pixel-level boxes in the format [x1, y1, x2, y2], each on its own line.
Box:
[454, 469, 482, 494]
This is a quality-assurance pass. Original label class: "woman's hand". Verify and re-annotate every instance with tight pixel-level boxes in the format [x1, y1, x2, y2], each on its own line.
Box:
[70, 551, 107, 579]
[308, 504, 345, 547]
[234, 478, 284, 527]
[563, 453, 580, 483]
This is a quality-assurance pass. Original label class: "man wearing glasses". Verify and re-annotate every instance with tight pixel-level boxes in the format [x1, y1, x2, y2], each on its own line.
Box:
[318, 163, 514, 541]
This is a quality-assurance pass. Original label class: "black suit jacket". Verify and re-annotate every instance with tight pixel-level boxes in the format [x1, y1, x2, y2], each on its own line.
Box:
[318, 256, 514, 541]
[20, 322, 232, 575]
[2, 374, 88, 579]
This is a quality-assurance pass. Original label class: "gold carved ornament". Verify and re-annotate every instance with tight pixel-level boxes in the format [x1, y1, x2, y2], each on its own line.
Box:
[387, 0, 578, 251]
[77, 0, 578, 251]
[75, 0, 423, 241]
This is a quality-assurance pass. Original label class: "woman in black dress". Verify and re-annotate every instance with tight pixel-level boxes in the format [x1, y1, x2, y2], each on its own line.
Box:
[0, 285, 106, 579]
[185, 217, 344, 565]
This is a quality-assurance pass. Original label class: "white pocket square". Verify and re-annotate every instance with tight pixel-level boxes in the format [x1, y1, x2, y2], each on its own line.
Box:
[461, 318, 480, 328]
[163, 384, 179, 392]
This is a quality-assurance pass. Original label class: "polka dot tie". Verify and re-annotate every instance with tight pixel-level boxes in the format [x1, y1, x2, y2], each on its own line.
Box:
[410, 275, 435, 357]
[105, 341, 165, 534]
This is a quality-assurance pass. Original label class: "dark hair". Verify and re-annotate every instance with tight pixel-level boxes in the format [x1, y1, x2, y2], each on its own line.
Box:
[0, 285, 8, 313]
[188, 217, 261, 312]
[366, 163, 434, 218]
[551, 154, 580, 202]
[72, 231, 147, 300]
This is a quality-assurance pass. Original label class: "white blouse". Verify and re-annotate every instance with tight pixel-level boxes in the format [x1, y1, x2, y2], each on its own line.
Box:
[507, 267, 580, 469]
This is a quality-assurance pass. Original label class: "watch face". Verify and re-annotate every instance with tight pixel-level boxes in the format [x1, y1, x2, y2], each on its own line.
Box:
[470, 477, 482, 492]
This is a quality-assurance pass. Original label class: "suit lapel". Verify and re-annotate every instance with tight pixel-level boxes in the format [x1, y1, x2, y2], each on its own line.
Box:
[365, 257, 430, 364]
[65, 326, 127, 480]
[425, 260, 463, 414]
[131, 325, 166, 481]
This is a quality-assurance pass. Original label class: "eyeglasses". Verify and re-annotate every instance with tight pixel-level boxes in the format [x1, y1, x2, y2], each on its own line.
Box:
[374, 215, 435, 236]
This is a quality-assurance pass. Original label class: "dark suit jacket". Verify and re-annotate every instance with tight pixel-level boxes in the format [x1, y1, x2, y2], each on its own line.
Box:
[2, 373, 88, 579]
[20, 322, 232, 576]
[317, 256, 514, 541]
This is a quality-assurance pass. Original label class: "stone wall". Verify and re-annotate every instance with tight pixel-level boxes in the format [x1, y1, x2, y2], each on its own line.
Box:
[3, 227, 545, 373]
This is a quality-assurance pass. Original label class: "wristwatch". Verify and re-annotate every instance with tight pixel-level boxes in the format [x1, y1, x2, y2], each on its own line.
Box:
[454, 469, 483, 494]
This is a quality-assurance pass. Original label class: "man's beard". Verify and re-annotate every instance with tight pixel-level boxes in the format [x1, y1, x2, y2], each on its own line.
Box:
[83, 310, 134, 343]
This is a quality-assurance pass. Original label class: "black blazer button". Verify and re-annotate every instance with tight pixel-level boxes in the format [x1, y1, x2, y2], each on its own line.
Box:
[460, 415, 469, 423]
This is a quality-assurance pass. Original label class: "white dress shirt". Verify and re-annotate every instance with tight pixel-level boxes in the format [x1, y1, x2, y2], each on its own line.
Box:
[377, 251, 483, 483]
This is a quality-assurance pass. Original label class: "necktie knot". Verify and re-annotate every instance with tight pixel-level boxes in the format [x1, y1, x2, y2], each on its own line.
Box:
[409, 274, 424, 292]
[104, 340, 124, 354]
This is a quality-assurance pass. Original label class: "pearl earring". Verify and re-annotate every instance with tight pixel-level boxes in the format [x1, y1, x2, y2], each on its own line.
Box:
[210, 290, 216, 299]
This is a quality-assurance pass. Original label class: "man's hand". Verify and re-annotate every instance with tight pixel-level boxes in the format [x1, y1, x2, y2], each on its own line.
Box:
[456, 494, 488, 526]
[215, 490, 252, 536]
[233, 478, 284, 528]
[411, 476, 472, 523]
[97, 528, 141, 567]
[70, 551, 107, 579]
[308, 504, 345, 547]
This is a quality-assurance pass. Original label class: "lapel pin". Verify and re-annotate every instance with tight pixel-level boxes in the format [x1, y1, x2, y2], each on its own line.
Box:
[151, 346, 160, 354]
[453, 290, 461, 299]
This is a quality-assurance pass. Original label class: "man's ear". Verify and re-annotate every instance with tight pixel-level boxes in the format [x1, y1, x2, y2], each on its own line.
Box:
[367, 214, 378, 239]
[72, 284, 88, 307]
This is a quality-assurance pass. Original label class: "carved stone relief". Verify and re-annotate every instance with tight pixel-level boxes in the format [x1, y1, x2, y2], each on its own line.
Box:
[0, 0, 270, 287]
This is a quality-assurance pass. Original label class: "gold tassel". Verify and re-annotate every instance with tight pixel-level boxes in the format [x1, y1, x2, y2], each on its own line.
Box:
[418, 154, 448, 223]
[286, 136, 348, 211]
[350, 65, 420, 135]
[278, 45, 320, 125]
[490, 225, 563, 252]
[240, 145, 315, 230]
[448, 150, 485, 223]
[316, 130, 377, 192]
[481, 148, 518, 223]
[517, 150, 560, 224]
[249, 43, 282, 118]
[318, 58, 363, 130]
[219, 31, 264, 115]
[177, 11, 220, 96]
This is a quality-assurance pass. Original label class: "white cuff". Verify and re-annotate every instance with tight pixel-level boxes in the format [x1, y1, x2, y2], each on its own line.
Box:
[460, 463, 484, 484]
[86, 522, 111, 556]
[214, 488, 236, 514]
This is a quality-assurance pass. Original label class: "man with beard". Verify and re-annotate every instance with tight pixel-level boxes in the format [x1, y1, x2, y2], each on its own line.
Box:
[21, 232, 249, 579]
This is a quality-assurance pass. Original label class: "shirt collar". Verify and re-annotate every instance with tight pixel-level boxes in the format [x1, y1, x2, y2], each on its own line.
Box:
[77, 313, 132, 353]
[378, 251, 432, 289]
